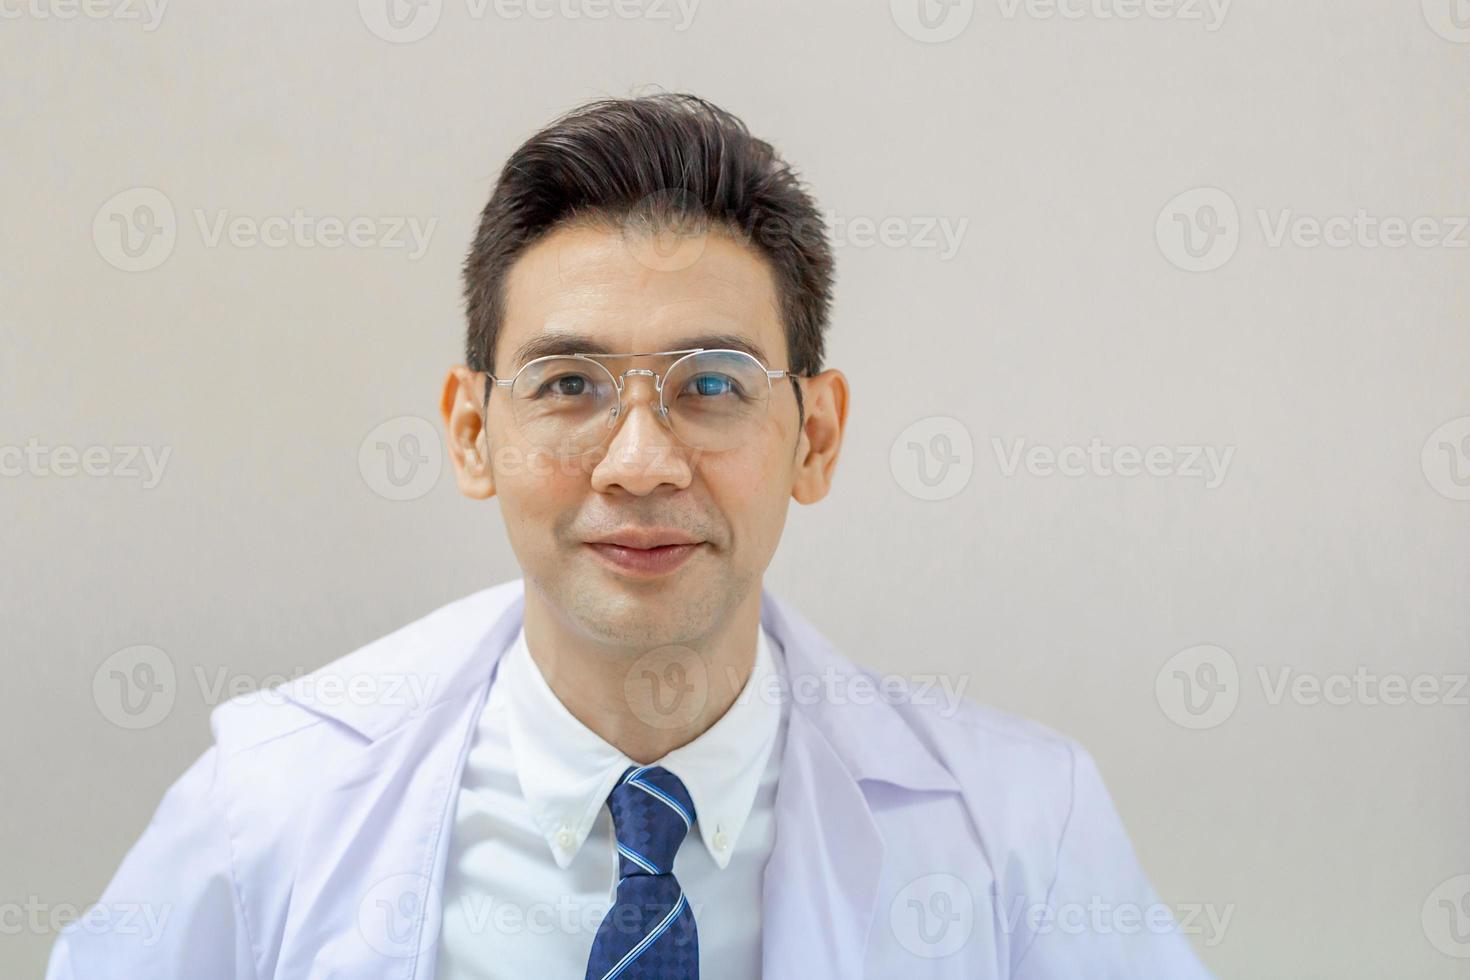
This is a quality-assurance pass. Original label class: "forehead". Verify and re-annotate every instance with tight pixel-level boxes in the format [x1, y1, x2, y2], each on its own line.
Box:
[497, 221, 786, 371]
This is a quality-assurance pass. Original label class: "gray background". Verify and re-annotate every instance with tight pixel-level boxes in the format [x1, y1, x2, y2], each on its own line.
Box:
[3, 0, 1469, 975]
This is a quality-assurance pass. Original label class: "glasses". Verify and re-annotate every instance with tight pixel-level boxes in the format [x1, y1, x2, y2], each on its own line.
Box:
[482, 347, 806, 457]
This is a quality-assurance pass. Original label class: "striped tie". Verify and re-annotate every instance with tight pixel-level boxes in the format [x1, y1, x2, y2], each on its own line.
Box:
[584, 765, 700, 980]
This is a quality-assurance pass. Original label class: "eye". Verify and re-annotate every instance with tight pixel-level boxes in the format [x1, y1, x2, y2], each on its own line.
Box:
[683, 373, 739, 398]
[535, 373, 592, 398]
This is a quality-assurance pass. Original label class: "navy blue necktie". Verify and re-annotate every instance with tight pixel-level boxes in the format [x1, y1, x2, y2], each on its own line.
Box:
[584, 765, 700, 980]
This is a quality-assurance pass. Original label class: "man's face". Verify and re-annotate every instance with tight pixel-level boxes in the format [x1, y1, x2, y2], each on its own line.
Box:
[443, 220, 845, 650]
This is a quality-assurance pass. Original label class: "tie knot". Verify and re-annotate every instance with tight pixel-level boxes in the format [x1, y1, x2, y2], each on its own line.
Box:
[606, 765, 696, 877]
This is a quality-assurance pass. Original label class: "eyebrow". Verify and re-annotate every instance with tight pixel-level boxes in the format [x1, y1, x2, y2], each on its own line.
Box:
[507, 331, 771, 369]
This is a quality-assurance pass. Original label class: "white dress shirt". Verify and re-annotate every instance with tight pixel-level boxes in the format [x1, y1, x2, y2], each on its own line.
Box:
[435, 622, 787, 979]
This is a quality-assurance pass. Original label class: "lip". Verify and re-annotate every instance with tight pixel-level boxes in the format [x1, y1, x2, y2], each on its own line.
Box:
[586, 529, 703, 549]
[584, 541, 703, 577]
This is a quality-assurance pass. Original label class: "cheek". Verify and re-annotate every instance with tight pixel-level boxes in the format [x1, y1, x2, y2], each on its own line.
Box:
[699, 444, 790, 528]
[489, 440, 588, 527]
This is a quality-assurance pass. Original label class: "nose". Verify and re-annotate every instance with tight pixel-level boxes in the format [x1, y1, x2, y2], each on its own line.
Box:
[588, 371, 693, 495]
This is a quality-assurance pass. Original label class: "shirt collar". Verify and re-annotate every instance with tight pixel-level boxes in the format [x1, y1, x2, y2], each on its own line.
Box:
[501, 622, 783, 871]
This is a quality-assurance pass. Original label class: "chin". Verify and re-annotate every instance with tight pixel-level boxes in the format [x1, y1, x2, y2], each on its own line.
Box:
[560, 576, 720, 650]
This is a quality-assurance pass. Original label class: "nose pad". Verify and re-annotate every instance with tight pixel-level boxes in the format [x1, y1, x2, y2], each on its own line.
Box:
[605, 397, 672, 432]
[610, 371, 668, 423]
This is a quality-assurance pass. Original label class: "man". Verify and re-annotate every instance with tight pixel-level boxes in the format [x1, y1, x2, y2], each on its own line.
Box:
[48, 94, 1214, 978]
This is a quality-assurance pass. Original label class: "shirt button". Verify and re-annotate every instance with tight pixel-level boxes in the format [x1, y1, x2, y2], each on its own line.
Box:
[713, 829, 729, 852]
[556, 826, 574, 849]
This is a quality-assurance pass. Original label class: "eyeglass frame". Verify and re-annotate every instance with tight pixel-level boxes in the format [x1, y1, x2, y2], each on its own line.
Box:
[478, 346, 810, 456]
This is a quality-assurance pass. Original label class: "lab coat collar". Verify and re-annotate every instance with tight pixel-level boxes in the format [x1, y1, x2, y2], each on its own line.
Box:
[272, 579, 961, 979]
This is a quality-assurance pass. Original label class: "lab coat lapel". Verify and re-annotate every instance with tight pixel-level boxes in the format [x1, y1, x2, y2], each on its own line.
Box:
[273, 585, 526, 980]
[272, 690, 485, 980]
[759, 706, 885, 979]
[757, 586, 961, 979]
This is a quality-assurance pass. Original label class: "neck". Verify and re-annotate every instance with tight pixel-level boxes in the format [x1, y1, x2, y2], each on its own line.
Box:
[520, 583, 762, 764]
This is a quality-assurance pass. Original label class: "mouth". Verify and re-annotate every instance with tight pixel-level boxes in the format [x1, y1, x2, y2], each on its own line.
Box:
[583, 541, 703, 577]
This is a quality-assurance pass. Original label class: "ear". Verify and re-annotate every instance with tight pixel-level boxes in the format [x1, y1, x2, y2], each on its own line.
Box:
[441, 366, 496, 500]
[791, 368, 849, 505]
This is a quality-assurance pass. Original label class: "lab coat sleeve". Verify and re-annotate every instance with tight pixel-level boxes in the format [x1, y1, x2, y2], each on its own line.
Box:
[1010, 745, 1218, 979]
[45, 744, 258, 979]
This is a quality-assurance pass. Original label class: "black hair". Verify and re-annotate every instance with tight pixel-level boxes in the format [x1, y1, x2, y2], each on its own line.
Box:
[462, 93, 834, 425]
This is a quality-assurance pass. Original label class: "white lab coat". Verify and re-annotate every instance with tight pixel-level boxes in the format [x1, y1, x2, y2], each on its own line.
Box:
[47, 578, 1215, 978]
